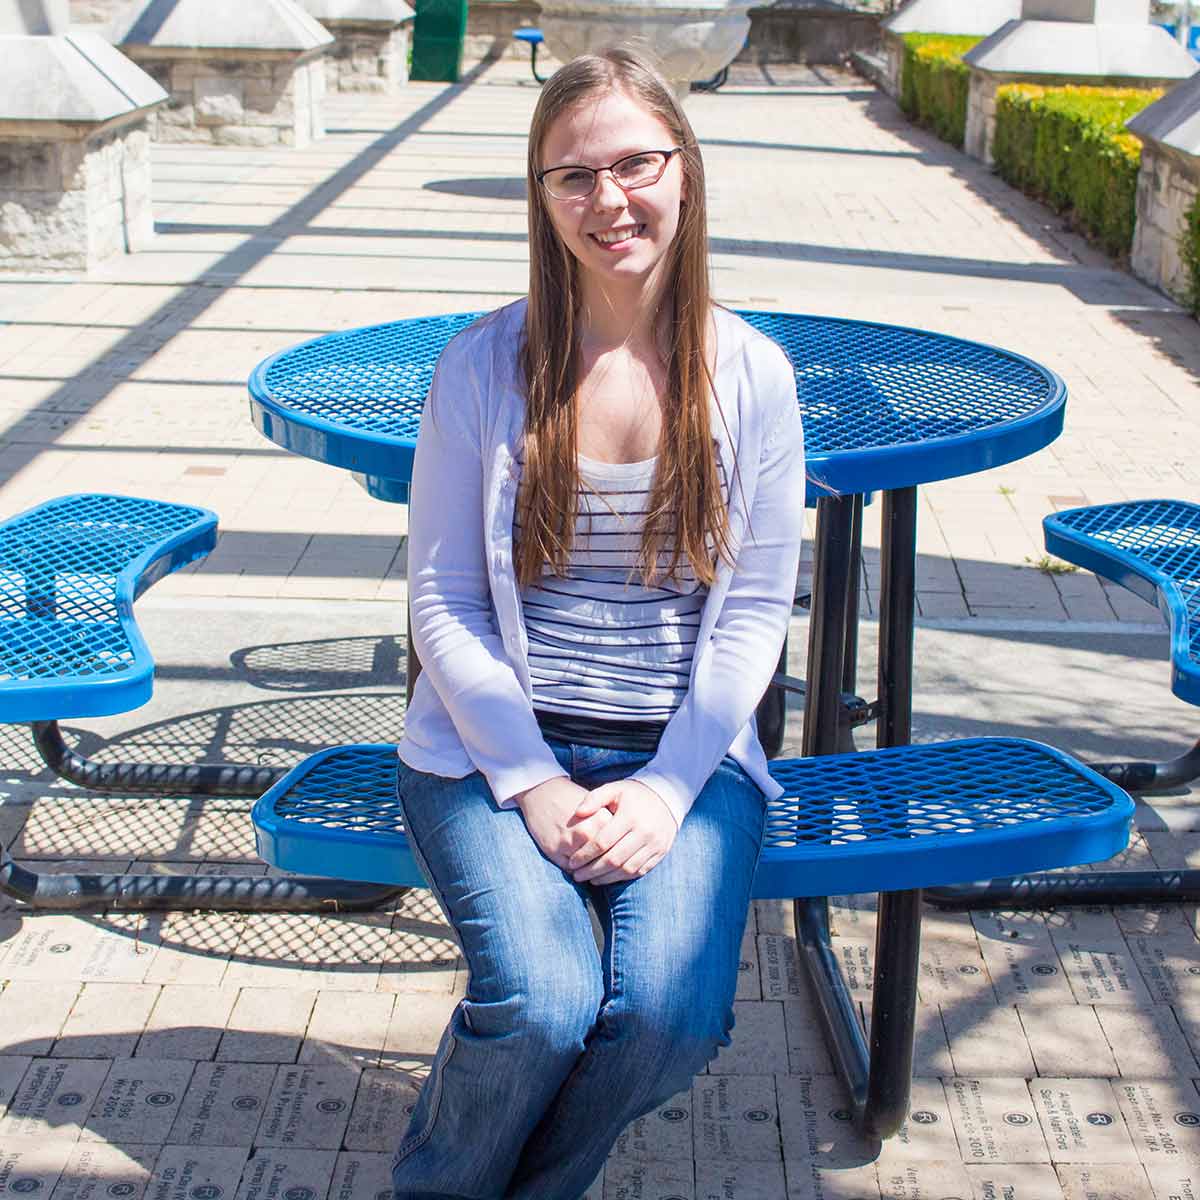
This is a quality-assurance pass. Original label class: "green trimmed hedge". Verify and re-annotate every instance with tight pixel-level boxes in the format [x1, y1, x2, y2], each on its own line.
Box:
[1183, 194, 1200, 317]
[992, 84, 1160, 257]
[899, 34, 981, 148]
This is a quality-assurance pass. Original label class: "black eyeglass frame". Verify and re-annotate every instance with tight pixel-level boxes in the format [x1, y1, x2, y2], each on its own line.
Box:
[536, 148, 683, 199]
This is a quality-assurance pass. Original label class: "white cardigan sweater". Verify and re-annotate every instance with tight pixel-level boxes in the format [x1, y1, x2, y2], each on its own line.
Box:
[396, 299, 806, 828]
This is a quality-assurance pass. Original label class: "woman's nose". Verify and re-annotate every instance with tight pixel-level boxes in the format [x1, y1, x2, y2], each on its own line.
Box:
[590, 169, 627, 210]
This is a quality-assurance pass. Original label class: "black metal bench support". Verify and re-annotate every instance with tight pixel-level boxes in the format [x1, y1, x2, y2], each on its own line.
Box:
[926, 869, 1200, 909]
[32, 720, 287, 797]
[0, 851, 408, 912]
[1089, 736, 1200, 793]
[11, 724, 406, 912]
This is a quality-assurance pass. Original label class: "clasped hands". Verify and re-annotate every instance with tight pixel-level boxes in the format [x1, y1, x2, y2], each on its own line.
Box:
[515, 775, 678, 885]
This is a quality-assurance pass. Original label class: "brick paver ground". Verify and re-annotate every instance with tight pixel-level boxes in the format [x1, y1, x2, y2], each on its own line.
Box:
[0, 59, 1197, 1199]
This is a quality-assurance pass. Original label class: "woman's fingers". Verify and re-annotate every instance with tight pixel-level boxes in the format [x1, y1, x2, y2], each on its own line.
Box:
[567, 810, 630, 870]
[571, 781, 619, 820]
[571, 827, 642, 883]
[588, 847, 663, 886]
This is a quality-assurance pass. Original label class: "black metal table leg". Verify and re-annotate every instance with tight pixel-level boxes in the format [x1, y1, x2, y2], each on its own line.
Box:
[794, 495, 875, 1128]
[801, 496, 857, 761]
[838, 495, 864, 753]
[862, 486, 922, 1140]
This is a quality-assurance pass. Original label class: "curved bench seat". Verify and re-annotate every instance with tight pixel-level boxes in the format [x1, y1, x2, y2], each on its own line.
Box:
[1044, 499, 1200, 706]
[251, 737, 1134, 896]
[0, 493, 217, 723]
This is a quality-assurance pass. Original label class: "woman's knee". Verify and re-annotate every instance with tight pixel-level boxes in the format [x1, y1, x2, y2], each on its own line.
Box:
[464, 960, 603, 1058]
[607, 988, 733, 1082]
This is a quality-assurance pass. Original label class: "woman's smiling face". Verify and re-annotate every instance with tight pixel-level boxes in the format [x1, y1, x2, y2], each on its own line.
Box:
[538, 85, 685, 298]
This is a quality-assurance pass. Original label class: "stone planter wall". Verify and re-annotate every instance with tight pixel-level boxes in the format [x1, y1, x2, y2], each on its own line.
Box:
[464, 0, 880, 65]
[0, 119, 153, 272]
[964, 70, 1002, 162]
[965, 68, 1182, 164]
[323, 21, 410, 90]
[465, 0, 542, 61]
[737, 4, 880, 64]
[131, 53, 327, 146]
[880, 27, 903, 97]
[1132, 143, 1199, 304]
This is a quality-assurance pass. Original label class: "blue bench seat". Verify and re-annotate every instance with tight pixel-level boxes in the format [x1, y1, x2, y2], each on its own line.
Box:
[1044, 499, 1200, 706]
[928, 499, 1200, 910]
[252, 736, 1131, 1137]
[252, 737, 1133, 897]
[0, 493, 216, 723]
[0, 493, 407, 915]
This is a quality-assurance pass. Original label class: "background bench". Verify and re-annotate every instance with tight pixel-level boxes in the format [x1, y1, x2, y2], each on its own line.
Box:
[929, 497, 1199, 909]
[0, 493, 403, 913]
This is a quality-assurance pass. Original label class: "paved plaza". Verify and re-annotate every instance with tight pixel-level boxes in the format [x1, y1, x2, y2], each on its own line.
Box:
[0, 58, 1198, 1199]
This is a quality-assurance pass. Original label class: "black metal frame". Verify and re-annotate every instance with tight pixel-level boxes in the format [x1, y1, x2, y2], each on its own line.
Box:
[1087, 737, 1200, 793]
[525, 38, 548, 84]
[31, 720, 285, 797]
[690, 66, 730, 93]
[0, 858, 407, 912]
[792, 488, 921, 1140]
[927, 662, 1200, 909]
[0, 724, 406, 913]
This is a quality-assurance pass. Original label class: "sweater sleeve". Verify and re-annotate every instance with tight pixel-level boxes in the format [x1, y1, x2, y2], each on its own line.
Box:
[630, 345, 805, 827]
[406, 331, 567, 804]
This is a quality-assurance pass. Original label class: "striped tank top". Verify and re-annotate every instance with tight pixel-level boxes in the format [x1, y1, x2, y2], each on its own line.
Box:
[518, 453, 722, 739]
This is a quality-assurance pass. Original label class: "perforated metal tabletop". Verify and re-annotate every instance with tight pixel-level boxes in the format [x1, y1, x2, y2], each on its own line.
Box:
[248, 310, 1066, 504]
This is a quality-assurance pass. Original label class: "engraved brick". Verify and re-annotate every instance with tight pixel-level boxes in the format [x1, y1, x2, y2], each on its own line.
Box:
[80, 1058, 191, 1144]
[695, 1075, 781, 1163]
[0, 1057, 112, 1140]
[1017, 1004, 1118, 1078]
[167, 1060, 275, 1146]
[256, 1063, 358, 1149]
[1029, 1078, 1137, 1163]
[945, 1077, 1048, 1164]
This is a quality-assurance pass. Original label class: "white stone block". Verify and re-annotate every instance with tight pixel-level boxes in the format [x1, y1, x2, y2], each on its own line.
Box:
[116, 0, 333, 52]
[1128, 69, 1200, 156]
[0, 0, 69, 34]
[886, 0, 1020, 36]
[1131, 143, 1200, 303]
[0, 137, 128, 272]
[0, 32, 165, 123]
[965, 18, 1197, 78]
[195, 75, 246, 125]
[213, 124, 279, 147]
[1022, 0, 1149, 19]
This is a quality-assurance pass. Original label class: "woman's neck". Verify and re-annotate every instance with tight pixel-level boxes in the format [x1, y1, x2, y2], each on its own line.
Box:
[577, 273, 667, 355]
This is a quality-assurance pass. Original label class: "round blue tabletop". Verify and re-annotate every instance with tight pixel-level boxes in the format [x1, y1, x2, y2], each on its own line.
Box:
[248, 310, 1066, 505]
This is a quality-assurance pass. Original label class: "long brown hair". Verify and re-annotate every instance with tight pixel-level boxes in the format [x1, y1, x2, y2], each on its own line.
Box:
[516, 48, 733, 588]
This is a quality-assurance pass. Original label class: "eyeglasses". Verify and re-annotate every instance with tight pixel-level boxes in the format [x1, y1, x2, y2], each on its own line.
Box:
[537, 149, 682, 201]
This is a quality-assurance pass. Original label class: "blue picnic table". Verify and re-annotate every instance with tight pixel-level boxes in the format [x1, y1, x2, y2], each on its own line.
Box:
[245, 309, 1109, 1137]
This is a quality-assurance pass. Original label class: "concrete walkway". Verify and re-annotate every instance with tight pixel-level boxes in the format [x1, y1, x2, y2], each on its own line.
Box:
[0, 60, 1197, 1199]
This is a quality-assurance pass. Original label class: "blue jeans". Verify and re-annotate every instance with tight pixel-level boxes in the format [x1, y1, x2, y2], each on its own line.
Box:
[390, 739, 766, 1200]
